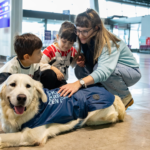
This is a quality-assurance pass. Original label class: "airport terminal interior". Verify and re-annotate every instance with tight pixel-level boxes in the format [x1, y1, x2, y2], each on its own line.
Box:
[0, 0, 150, 149]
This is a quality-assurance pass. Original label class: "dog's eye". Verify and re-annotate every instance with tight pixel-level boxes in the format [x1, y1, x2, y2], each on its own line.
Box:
[26, 84, 31, 88]
[10, 83, 16, 87]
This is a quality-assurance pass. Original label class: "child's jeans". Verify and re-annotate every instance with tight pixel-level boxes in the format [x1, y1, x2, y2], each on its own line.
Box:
[75, 63, 141, 99]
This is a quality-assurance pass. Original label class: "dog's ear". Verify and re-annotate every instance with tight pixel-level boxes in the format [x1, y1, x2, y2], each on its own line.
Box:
[0, 83, 6, 100]
[34, 80, 47, 103]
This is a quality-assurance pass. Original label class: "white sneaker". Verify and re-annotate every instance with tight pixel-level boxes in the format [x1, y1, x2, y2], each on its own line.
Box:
[122, 93, 134, 110]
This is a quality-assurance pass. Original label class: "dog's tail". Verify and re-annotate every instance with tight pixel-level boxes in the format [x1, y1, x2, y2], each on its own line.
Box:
[113, 95, 125, 121]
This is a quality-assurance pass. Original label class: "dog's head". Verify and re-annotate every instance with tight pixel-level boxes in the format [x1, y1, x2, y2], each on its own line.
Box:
[0, 74, 47, 115]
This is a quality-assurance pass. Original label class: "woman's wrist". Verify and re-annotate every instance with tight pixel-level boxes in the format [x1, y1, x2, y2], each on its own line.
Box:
[75, 80, 82, 89]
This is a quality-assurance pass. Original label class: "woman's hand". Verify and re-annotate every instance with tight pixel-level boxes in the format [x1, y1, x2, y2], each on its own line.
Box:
[58, 81, 82, 97]
[76, 54, 85, 67]
[58, 76, 94, 97]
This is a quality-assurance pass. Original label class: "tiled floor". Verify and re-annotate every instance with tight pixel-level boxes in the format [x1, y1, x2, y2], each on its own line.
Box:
[0, 53, 150, 150]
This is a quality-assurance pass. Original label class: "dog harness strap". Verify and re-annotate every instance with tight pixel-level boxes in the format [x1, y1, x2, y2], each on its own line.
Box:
[21, 86, 115, 130]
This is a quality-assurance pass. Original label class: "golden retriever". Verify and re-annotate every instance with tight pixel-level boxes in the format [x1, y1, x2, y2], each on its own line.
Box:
[0, 74, 125, 148]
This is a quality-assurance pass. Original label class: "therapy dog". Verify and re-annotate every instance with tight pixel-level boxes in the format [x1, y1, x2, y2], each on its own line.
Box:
[0, 74, 125, 148]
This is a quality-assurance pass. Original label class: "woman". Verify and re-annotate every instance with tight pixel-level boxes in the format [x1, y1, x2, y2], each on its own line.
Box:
[58, 9, 141, 110]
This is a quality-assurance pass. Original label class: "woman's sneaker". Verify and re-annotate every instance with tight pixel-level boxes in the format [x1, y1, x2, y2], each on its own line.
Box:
[122, 93, 134, 110]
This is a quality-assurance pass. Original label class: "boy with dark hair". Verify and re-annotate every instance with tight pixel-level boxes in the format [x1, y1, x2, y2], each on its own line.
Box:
[0, 33, 50, 84]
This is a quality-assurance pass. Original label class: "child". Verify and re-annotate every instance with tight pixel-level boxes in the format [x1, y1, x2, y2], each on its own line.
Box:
[40, 21, 77, 90]
[0, 33, 50, 85]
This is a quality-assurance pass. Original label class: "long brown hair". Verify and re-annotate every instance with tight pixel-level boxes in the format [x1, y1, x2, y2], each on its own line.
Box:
[75, 9, 120, 63]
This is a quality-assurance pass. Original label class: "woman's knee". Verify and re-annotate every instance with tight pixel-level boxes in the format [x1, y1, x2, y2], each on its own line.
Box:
[75, 65, 92, 79]
[75, 65, 85, 79]
[124, 68, 141, 87]
[113, 64, 141, 87]
[136, 68, 142, 82]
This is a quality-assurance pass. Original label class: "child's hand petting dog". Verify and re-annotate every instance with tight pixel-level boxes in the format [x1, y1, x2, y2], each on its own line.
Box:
[51, 66, 64, 81]
[76, 54, 85, 67]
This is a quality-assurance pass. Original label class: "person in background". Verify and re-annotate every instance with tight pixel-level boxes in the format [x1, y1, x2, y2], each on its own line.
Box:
[58, 9, 141, 110]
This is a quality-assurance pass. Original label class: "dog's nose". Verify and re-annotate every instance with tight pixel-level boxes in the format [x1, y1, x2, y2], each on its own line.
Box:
[17, 94, 26, 104]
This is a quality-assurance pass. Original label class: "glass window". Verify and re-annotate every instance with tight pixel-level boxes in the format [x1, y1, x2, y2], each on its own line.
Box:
[122, 4, 136, 18]
[47, 20, 63, 46]
[130, 30, 139, 49]
[113, 27, 129, 45]
[124, 29, 130, 45]
[22, 18, 45, 46]
[136, 6, 149, 16]
[23, 0, 90, 15]
[113, 28, 118, 36]
[130, 24, 139, 30]
[106, 2, 122, 17]
[99, 0, 150, 18]
[130, 24, 141, 49]
[99, 0, 108, 18]
[99, 0, 136, 18]
[47, 20, 63, 32]
[118, 29, 124, 41]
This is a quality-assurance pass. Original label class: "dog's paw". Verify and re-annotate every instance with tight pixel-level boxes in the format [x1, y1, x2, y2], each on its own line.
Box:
[0, 137, 13, 148]
[0, 143, 8, 149]
[0, 137, 8, 148]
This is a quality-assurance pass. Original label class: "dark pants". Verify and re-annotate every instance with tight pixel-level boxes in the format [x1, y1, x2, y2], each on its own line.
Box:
[40, 69, 67, 90]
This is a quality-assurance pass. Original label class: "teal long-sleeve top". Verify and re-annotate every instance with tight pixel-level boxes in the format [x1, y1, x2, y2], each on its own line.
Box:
[90, 39, 139, 83]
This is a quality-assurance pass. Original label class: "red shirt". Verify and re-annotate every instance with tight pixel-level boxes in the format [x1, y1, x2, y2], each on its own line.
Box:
[42, 44, 77, 80]
[43, 44, 77, 61]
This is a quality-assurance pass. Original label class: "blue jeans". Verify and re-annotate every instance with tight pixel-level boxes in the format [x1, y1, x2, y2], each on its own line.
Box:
[75, 63, 141, 99]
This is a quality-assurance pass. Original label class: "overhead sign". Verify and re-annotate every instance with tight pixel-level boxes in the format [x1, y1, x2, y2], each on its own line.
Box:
[63, 10, 70, 15]
[0, 0, 10, 28]
[45, 30, 51, 40]
[146, 37, 150, 45]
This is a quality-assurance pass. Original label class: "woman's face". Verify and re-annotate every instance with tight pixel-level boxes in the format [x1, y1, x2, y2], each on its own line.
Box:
[76, 27, 94, 44]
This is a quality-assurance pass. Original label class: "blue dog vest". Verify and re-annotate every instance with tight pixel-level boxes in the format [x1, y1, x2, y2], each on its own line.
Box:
[21, 86, 114, 130]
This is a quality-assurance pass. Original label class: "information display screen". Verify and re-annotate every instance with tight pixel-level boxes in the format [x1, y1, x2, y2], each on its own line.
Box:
[0, 0, 10, 28]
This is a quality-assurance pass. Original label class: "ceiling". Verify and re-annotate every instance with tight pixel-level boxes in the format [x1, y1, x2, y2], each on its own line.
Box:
[106, 0, 150, 7]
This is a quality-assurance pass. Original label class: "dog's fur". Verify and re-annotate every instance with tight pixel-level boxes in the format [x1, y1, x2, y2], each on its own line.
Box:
[0, 74, 125, 148]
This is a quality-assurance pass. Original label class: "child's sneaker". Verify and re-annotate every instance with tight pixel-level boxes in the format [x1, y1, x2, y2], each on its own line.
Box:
[122, 93, 134, 110]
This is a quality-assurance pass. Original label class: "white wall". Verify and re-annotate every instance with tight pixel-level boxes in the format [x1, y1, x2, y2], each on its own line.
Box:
[140, 15, 150, 45]
[141, 15, 150, 37]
